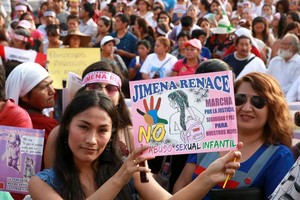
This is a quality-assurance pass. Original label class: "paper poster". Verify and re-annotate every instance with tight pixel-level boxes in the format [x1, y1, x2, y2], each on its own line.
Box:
[47, 48, 100, 89]
[62, 72, 82, 112]
[0, 45, 47, 67]
[129, 71, 238, 156]
[0, 126, 45, 194]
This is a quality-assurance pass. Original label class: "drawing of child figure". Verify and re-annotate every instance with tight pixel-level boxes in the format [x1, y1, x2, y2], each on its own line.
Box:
[24, 156, 35, 181]
[168, 90, 205, 143]
[1, 134, 21, 173]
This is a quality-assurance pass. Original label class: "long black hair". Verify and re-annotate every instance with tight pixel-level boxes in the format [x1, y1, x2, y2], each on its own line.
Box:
[53, 90, 133, 199]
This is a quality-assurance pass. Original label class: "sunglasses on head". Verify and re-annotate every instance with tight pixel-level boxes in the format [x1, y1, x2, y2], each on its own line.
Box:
[86, 83, 119, 96]
[235, 93, 267, 109]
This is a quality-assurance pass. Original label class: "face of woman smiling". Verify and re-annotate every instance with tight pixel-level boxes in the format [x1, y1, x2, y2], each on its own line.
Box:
[67, 106, 112, 166]
[235, 82, 268, 135]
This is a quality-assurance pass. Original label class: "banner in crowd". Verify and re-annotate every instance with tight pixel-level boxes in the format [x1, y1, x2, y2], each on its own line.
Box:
[0, 126, 45, 194]
[47, 48, 100, 89]
[129, 71, 238, 156]
[0, 45, 47, 67]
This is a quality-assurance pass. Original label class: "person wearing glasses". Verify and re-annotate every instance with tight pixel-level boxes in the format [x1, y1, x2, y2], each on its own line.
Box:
[29, 90, 242, 200]
[174, 72, 294, 199]
[44, 61, 133, 168]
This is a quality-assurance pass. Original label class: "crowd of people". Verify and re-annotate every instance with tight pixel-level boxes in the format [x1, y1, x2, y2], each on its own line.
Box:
[0, 0, 300, 199]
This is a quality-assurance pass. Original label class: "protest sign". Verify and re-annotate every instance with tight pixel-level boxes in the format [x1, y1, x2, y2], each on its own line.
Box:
[47, 48, 100, 89]
[0, 45, 47, 67]
[0, 126, 44, 194]
[129, 71, 238, 156]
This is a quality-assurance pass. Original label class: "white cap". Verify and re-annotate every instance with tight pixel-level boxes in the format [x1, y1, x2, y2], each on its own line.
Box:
[100, 36, 120, 46]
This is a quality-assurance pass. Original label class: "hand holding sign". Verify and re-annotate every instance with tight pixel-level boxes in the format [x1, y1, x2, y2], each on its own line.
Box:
[137, 96, 168, 125]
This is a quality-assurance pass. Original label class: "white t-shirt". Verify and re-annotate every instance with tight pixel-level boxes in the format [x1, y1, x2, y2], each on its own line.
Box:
[140, 53, 177, 78]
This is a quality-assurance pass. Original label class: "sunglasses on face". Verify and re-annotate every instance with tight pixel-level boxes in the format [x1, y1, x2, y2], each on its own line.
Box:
[86, 83, 119, 96]
[235, 93, 267, 109]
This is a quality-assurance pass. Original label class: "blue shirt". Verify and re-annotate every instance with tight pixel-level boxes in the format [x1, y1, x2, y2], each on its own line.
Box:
[110, 31, 138, 67]
[187, 144, 294, 200]
[129, 57, 143, 81]
[201, 47, 211, 59]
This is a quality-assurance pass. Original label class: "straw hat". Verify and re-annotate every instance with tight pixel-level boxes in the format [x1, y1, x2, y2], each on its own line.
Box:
[63, 29, 91, 47]
[210, 19, 236, 34]
[136, 0, 151, 7]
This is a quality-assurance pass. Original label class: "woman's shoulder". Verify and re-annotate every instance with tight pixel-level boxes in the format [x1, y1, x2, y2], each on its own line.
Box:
[36, 169, 57, 185]
[35, 168, 61, 192]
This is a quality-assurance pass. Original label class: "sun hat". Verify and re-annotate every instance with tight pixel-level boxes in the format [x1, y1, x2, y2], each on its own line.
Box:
[63, 29, 91, 47]
[210, 18, 236, 34]
[100, 36, 120, 46]
[183, 38, 202, 50]
[17, 20, 32, 29]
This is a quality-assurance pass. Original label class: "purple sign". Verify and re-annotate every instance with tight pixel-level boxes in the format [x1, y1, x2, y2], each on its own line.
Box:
[0, 125, 44, 194]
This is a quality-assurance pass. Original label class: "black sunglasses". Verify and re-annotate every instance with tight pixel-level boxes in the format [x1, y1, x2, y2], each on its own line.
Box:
[86, 83, 119, 96]
[235, 93, 267, 109]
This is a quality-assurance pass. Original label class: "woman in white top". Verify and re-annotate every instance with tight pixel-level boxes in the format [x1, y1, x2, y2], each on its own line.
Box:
[140, 36, 177, 79]
[42, 24, 63, 54]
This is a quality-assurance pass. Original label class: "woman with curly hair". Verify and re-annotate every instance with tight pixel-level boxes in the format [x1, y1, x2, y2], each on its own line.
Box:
[174, 72, 294, 199]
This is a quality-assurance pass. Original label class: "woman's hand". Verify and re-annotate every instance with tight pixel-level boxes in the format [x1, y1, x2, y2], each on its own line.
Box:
[203, 142, 243, 184]
[114, 145, 155, 186]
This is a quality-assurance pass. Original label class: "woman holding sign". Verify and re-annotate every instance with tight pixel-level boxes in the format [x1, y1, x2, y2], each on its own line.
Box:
[29, 90, 242, 200]
[174, 72, 294, 199]
[44, 61, 133, 168]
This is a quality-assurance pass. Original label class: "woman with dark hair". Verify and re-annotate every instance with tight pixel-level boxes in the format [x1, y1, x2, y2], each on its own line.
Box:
[174, 72, 294, 199]
[275, 0, 289, 15]
[44, 61, 132, 168]
[286, 11, 300, 24]
[157, 11, 173, 30]
[270, 12, 287, 39]
[128, 40, 151, 81]
[197, 18, 211, 40]
[252, 16, 275, 47]
[171, 31, 191, 59]
[29, 90, 242, 200]
[91, 16, 112, 47]
[198, 0, 210, 18]
[42, 24, 63, 53]
[132, 17, 156, 52]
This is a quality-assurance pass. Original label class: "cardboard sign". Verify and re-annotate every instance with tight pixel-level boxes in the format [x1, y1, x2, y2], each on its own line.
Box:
[0, 126, 44, 194]
[47, 48, 100, 89]
[129, 71, 238, 156]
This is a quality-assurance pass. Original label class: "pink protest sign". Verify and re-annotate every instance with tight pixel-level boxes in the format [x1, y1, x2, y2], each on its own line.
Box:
[0, 125, 44, 194]
[129, 71, 238, 156]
